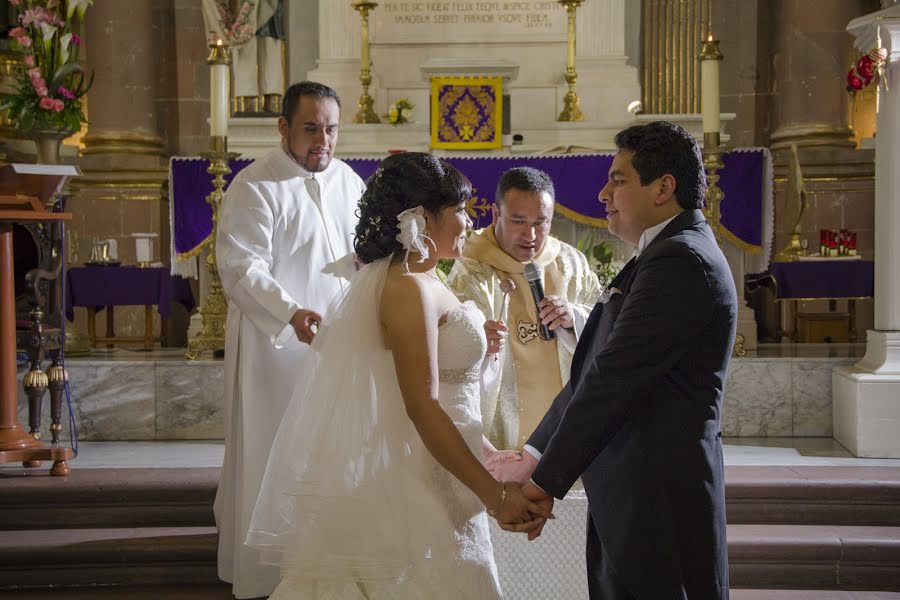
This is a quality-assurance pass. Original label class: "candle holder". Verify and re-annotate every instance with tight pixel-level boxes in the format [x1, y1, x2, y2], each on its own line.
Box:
[557, 0, 584, 122]
[352, 1, 380, 124]
[185, 136, 239, 360]
[703, 132, 745, 357]
[703, 131, 725, 247]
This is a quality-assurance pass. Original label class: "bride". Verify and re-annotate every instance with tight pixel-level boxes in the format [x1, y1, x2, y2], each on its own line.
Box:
[246, 152, 550, 598]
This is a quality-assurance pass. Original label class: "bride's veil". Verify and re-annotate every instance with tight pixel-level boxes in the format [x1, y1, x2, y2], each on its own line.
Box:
[246, 256, 420, 582]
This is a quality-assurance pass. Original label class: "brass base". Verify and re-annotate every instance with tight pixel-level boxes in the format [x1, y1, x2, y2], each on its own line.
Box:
[773, 233, 808, 262]
[557, 90, 584, 122]
[354, 92, 381, 124]
[733, 333, 746, 357]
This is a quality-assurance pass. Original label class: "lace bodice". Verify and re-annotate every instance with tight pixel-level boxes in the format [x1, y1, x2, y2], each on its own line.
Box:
[438, 301, 488, 384]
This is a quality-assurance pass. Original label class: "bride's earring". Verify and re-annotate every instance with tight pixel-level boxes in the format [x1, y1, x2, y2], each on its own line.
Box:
[423, 220, 437, 252]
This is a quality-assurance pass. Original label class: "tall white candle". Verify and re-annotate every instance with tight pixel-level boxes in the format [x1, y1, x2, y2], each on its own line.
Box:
[209, 40, 229, 137]
[700, 35, 723, 134]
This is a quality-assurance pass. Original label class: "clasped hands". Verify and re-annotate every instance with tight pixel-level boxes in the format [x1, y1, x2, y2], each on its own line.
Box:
[484, 448, 554, 541]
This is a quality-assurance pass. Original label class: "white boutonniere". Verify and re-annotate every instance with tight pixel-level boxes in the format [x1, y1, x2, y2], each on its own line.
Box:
[597, 286, 623, 305]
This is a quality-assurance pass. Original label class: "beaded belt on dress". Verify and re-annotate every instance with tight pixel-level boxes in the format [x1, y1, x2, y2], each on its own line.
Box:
[439, 365, 480, 384]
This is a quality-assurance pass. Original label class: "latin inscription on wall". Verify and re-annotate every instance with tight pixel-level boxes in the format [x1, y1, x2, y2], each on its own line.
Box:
[371, 1, 568, 44]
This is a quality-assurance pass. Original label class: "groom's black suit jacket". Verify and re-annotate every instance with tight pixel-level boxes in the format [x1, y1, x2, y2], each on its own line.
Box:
[528, 209, 736, 600]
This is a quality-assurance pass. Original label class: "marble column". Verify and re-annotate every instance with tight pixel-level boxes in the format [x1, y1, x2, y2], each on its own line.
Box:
[573, 0, 641, 126]
[834, 5, 900, 457]
[306, 1, 363, 123]
[769, 0, 863, 150]
[81, 0, 165, 166]
[65, 0, 170, 344]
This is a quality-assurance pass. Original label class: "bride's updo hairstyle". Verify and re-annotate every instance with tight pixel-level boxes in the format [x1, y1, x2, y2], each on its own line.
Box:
[354, 152, 472, 264]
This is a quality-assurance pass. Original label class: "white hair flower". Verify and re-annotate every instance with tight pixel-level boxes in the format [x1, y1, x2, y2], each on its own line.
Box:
[395, 206, 432, 263]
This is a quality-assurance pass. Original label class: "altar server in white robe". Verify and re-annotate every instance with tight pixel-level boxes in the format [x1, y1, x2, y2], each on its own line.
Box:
[214, 81, 365, 599]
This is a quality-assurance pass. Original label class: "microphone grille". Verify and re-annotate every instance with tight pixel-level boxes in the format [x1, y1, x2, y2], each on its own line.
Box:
[523, 262, 541, 282]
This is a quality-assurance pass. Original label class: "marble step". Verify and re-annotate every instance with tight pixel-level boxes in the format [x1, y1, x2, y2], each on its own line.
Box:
[725, 466, 900, 526]
[0, 526, 219, 589]
[0, 585, 233, 599]
[728, 524, 900, 591]
[1, 524, 899, 592]
[4, 466, 900, 530]
[0, 468, 217, 530]
[732, 592, 900, 599]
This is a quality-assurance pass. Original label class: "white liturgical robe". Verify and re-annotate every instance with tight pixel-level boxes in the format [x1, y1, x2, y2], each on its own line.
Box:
[214, 147, 364, 598]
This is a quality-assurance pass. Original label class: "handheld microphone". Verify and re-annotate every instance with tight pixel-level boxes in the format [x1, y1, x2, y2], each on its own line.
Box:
[523, 262, 555, 341]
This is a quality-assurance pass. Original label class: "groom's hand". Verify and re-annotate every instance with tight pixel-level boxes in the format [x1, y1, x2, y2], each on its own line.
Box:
[522, 481, 554, 541]
[486, 447, 538, 485]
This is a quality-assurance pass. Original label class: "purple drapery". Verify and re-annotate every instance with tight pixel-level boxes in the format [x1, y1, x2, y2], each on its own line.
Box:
[170, 151, 766, 259]
[768, 260, 874, 300]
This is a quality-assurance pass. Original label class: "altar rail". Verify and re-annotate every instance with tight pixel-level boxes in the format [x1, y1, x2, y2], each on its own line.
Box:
[16, 349, 857, 442]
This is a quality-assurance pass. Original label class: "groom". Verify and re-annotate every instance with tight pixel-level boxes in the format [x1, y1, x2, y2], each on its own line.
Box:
[516, 122, 736, 599]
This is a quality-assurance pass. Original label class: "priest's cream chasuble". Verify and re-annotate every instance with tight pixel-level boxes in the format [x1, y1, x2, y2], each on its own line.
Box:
[448, 225, 600, 450]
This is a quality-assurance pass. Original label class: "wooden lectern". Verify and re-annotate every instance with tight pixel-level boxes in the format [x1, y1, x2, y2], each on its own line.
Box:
[0, 163, 78, 476]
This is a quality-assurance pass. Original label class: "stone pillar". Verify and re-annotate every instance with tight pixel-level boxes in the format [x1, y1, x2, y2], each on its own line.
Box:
[306, 0, 363, 123]
[286, 0, 320, 85]
[573, 0, 641, 126]
[65, 0, 170, 344]
[834, 5, 900, 457]
[81, 0, 165, 166]
[769, 0, 861, 150]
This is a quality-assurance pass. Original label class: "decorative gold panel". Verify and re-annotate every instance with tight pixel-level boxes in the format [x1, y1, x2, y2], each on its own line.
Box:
[642, 0, 712, 115]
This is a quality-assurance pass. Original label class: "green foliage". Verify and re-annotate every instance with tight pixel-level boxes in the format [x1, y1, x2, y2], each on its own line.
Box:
[436, 258, 455, 282]
[576, 231, 623, 289]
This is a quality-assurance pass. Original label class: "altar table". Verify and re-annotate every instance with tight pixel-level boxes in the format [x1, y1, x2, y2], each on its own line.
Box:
[66, 266, 195, 349]
[768, 260, 874, 342]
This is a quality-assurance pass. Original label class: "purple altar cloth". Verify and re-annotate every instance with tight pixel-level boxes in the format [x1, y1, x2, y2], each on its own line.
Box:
[769, 260, 874, 300]
[65, 266, 195, 321]
[170, 151, 767, 259]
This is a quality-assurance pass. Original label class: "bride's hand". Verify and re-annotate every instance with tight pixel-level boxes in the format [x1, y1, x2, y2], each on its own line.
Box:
[488, 482, 553, 532]
[483, 320, 508, 356]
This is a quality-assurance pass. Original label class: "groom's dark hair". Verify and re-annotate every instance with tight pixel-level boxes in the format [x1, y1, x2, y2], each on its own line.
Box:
[614, 121, 706, 210]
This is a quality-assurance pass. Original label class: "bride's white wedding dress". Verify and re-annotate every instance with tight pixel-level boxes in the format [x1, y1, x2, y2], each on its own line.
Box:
[246, 257, 502, 599]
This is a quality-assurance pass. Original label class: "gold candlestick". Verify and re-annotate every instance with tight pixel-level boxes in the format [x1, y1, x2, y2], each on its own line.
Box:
[703, 131, 745, 357]
[185, 136, 239, 360]
[557, 0, 584, 122]
[352, 1, 380, 124]
[702, 131, 725, 247]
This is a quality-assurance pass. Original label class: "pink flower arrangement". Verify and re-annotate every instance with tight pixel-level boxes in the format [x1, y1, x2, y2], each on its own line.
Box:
[1, 0, 93, 133]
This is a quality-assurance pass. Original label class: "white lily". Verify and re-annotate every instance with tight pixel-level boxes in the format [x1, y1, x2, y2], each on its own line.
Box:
[67, 0, 93, 21]
[39, 22, 57, 53]
[59, 33, 72, 64]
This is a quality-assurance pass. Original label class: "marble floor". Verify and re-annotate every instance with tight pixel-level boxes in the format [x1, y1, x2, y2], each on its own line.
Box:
[3, 437, 899, 470]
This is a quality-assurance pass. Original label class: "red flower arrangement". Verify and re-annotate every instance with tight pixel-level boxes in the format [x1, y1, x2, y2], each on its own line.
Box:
[846, 47, 888, 93]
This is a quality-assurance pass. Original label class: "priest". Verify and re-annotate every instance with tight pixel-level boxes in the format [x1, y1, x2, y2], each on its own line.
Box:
[447, 167, 599, 475]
